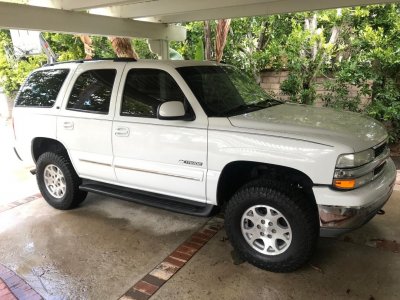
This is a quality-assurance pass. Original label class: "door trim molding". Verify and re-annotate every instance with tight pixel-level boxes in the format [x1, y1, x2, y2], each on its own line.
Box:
[114, 165, 203, 181]
[79, 158, 112, 167]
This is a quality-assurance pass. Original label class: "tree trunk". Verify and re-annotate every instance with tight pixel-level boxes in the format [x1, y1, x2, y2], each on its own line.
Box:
[79, 35, 93, 59]
[215, 19, 231, 63]
[204, 21, 212, 60]
[301, 9, 342, 104]
[310, 14, 340, 81]
[257, 21, 268, 51]
[108, 37, 139, 59]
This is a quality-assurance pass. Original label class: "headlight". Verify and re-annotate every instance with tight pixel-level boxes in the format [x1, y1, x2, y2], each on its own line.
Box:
[333, 142, 390, 190]
[336, 149, 374, 168]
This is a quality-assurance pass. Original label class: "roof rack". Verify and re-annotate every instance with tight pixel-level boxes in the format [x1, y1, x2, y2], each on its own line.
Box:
[45, 57, 137, 66]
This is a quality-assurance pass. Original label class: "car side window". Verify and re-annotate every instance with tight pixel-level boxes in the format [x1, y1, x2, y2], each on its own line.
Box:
[121, 69, 186, 118]
[15, 69, 69, 107]
[67, 69, 116, 114]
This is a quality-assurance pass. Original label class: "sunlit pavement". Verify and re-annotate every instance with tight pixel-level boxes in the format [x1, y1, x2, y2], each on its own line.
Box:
[0, 119, 38, 205]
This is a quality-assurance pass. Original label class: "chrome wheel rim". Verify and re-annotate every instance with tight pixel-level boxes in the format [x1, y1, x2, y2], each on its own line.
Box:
[241, 205, 292, 255]
[44, 164, 66, 199]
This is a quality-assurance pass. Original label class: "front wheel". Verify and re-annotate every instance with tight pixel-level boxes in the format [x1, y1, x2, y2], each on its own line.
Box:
[224, 179, 319, 272]
[36, 152, 87, 210]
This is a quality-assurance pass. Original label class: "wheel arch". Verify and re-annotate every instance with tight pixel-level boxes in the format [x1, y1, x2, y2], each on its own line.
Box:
[216, 160, 316, 207]
[31, 137, 69, 164]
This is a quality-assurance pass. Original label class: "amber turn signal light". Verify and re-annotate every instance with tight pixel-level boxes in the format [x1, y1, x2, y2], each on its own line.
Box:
[333, 179, 356, 189]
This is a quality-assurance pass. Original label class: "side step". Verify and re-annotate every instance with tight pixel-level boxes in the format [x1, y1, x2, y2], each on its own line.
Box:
[79, 180, 215, 217]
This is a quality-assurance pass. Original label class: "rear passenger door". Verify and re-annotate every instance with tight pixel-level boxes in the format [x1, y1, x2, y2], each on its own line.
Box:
[112, 66, 208, 203]
[57, 62, 124, 182]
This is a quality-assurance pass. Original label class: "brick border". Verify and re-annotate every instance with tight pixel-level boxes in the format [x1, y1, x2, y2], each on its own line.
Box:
[0, 278, 17, 300]
[0, 193, 42, 214]
[0, 264, 42, 300]
[120, 217, 224, 300]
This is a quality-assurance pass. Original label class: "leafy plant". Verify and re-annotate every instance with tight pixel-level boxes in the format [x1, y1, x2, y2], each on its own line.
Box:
[322, 79, 362, 111]
[280, 74, 302, 102]
[194, 39, 204, 60]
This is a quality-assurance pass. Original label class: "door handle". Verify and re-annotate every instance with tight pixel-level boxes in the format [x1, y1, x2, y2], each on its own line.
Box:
[63, 121, 74, 130]
[115, 127, 130, 137]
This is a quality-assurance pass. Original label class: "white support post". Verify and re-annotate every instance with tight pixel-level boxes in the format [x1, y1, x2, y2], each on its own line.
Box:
[148, 39, 170, 60]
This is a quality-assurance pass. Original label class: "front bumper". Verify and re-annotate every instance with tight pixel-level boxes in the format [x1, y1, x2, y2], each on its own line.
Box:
[314, 158, 396, 237]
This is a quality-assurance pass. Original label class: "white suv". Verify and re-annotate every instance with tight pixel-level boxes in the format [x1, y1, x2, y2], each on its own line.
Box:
[13, 58, 396, 272]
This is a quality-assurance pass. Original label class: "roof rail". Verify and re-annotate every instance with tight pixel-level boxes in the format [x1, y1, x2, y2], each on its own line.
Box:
[45, 57, 137, 66]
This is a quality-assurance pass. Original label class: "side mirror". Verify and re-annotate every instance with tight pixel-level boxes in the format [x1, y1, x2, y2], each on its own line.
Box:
[157, 101, 186, 120]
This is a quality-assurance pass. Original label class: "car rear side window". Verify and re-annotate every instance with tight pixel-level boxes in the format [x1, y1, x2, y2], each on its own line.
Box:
[15, 69, 69, 107]
[121, 69, 185, 118]
[67, 69, 116, 114]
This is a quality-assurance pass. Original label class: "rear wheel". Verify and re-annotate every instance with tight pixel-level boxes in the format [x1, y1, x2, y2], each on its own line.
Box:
[36, 152, 87, 210]
[224, 179, 319, 272]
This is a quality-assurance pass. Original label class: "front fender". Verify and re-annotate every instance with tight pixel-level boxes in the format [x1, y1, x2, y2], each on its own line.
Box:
[206, 129, 341, 204]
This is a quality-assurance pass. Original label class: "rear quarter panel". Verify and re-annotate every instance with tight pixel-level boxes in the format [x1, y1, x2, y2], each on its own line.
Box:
[13, 65, 77, 165]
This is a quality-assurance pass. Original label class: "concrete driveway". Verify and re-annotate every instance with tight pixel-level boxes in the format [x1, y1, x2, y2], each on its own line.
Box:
[0, 191, 399, 299]
[0, 120, 399, 299]
[0, 120, 38, 206]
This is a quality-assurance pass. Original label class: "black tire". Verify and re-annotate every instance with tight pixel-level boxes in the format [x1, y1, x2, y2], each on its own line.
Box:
[36, 152, 87, 210]
[224, 179, 319, 272]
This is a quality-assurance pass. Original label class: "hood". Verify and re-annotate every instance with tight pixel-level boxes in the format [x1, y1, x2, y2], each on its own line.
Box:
[228, 103, 387, 152]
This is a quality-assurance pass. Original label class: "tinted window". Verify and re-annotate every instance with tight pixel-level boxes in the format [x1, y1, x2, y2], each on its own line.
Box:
[121, 69, 185, 118]
[16, 69, 69, 107]
[67, 69, 116, 114]
[177, 66, 280, 117]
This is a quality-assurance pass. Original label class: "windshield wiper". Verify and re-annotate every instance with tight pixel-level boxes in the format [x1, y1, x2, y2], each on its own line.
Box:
[255, 99, 283, 107]
[217, 99, 283, 117]
[218, 104, 263, 117]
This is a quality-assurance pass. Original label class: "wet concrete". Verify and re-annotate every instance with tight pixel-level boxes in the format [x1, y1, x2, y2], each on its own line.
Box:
[153, 192, 400, 300]
[153, 230, 400, 300]
[0, 194, 208, 299]
[0, 189, 399, 299]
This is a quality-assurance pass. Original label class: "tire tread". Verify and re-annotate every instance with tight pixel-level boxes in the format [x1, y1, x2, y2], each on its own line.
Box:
[225, 178, 319, 272]
[36, 152, 87, 210]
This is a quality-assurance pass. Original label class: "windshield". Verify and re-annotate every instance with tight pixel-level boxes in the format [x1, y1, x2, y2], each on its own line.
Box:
[177, 65, 282, 117]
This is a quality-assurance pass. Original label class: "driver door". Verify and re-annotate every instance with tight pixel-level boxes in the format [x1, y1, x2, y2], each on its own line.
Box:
[112, 67, 208, 203]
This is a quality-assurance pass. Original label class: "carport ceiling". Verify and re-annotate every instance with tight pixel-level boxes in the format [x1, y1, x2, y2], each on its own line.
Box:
[84, 0, 394, 23]
[0, 0, 393, 40]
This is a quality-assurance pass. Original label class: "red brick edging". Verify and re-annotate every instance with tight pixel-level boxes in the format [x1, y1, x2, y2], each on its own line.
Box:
[0, 264, 42, 300]
[0, 193, 42, 214]
[0, 277, 17, 300]
[120, 217, 224, 300]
